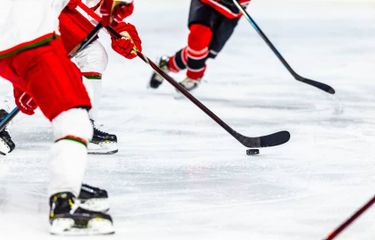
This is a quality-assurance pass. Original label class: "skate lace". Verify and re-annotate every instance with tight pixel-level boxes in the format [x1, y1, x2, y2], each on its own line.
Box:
[94, 127, 108, 136]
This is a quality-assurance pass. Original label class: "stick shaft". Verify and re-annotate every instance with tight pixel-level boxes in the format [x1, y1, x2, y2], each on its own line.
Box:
[324, 195, 375, 240]
[232, 0, 335, 94]
[0, 107, 20, 132]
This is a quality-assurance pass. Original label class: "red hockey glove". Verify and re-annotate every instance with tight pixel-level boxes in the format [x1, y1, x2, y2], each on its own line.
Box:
[100, 0, 133, 26]
[66, 0, 80, 10]
[112, 1, 134, 22]
[111, 22, 142, 59]
[13, 88, 37, 115]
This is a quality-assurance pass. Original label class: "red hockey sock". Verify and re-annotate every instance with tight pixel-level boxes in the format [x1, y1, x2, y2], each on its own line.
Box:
[168, 47, 188, 73]
[186, 24, 213, 79]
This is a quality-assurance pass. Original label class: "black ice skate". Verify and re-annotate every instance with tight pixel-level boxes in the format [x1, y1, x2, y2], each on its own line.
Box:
[49, 192, 114, 235]
[79, 184, 109, 212]
[0, 109, 15, 155]
[149, 56, 170, 89]
[88, 121, 118, 155]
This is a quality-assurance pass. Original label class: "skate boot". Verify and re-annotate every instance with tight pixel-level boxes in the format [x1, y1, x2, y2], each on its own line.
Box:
[0, 109, 15, 155]
[49, 192, 114, 235]
[88, 121, 118, 155]
[179, 77, 201, 92]
[79, 184, 109, 212]
[149, 56, 170, 89]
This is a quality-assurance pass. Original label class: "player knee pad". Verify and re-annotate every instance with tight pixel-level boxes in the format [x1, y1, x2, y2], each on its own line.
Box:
[52, 108, 93, 145]
[188, 24, 213, 53]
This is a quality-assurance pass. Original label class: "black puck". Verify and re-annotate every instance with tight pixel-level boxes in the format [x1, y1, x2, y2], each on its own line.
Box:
[246, 149, 260, 156]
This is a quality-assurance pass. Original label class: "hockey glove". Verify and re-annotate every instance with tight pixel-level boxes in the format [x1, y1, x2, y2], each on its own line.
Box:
[100, 0, 133, 26]
[112, 1, 134, 22]
[13, 88, 37, 115]
[111, 22, 142, 59]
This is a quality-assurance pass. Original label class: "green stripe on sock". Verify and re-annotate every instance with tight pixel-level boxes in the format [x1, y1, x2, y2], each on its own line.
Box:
[55, 137, 87, 147]
[84, 75, 102, 80]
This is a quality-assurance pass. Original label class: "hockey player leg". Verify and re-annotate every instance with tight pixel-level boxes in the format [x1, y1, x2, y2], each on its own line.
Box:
[2, 38, 115, 234]
[208, 14, 240, 60]
[149, 0, 214, 90]
[179, 24, 213, 92]
[49, 108, 114, 235]
[74, 40, 118, 155]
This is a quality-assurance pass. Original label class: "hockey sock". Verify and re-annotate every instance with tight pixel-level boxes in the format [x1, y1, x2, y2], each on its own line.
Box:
[168, 47, 188, 73]
[186, 24, 213, 79]
[83, 73, 102, 121]
[49, 108, 93, 197]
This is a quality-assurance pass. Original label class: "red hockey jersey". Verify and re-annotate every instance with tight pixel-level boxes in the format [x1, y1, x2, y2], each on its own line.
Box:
[200, 0, 251, 19]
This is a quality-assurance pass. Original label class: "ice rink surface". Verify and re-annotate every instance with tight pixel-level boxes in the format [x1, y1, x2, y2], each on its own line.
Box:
[0, 0, 375, 239]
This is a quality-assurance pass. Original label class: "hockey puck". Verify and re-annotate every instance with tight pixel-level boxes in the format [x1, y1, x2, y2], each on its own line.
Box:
[246, 149, 260, 156]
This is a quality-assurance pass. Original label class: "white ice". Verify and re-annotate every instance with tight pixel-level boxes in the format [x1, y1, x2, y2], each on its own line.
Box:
[0, 0, 375, 239]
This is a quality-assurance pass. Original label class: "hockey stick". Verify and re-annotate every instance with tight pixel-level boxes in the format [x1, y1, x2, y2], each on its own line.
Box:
[68, 22, 103, 58]
[0, 107, 20, 132]
[323, 194, 375, 240]
[135, 50, 290, 147]
[232, 0, 335, 94]
[0, 22, 104, 133]
[78, 2, 290, 148]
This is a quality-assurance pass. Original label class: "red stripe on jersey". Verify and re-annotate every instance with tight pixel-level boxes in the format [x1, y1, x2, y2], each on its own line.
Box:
[201, 0, 251, 19]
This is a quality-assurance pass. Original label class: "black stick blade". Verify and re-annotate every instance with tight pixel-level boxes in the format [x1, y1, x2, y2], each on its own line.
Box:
[233, 130, 290, 148]
[296, 75, 335, 94]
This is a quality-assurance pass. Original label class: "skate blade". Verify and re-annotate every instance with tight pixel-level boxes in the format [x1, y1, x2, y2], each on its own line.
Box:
[88, 142, 118, 155]
[80, 198, 110, 212]
[50, 218, 115, 236]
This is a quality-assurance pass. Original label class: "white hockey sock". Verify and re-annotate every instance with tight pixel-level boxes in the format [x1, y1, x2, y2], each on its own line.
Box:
[49, 140, 87, 197]
[83, 77, 102, 121]
[49, 108, 93, 197]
